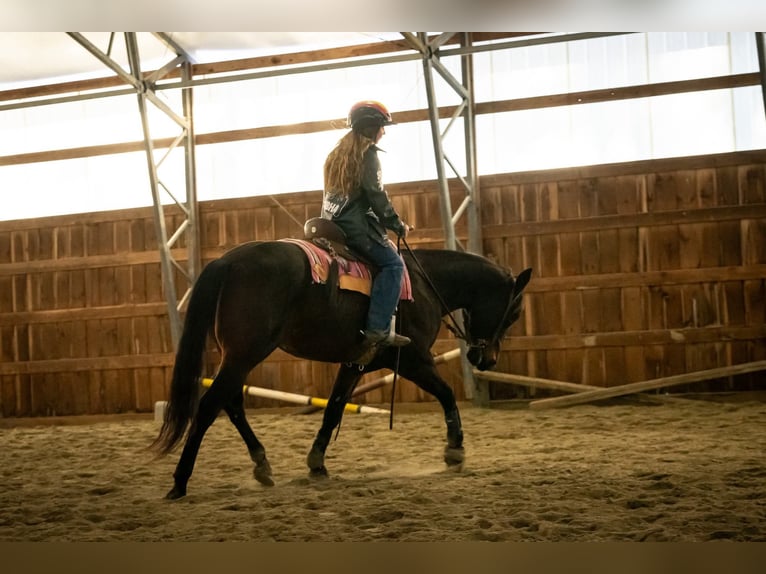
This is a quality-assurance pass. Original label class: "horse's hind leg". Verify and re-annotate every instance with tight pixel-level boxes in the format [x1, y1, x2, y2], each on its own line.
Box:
[307, 364, 364, 477]
[166, 363, 250, 499]
[224, 390, 274, 487]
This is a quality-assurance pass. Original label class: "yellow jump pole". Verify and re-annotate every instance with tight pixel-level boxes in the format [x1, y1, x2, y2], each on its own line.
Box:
[352, 347, 462, 398]
[293, 347, 463, 416]
[201, 378, 390, 415]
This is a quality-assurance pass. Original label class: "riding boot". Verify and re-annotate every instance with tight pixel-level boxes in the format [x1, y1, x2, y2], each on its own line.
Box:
[354, 329, 411, 365]
[363, 329, 411, 347]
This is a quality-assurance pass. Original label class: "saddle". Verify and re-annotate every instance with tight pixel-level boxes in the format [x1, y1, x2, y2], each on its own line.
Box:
[279, 217, 412, 301]
[302, 217, 369, 265]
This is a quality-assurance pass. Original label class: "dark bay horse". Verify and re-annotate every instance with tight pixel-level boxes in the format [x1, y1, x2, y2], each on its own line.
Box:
[151, 239, 532, 499]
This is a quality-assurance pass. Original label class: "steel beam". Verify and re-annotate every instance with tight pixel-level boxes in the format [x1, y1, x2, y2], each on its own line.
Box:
[460, 33, 482, 256]
[408, 32, 484, 254]
[69, 32, 201, 349]
[155, 33, 630, 92]
[407, 32, 487, 405]
[2, 33, 634, 113]
[757, 32, 766, 122]
[417, 32, 458, 251]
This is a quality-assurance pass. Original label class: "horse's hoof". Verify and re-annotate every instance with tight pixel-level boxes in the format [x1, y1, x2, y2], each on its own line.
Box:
[254, 463, 275, 487]
[165, 485, 186, 500]
[309, 465, 328, 478]
[309, 466, 329, 479]
[306, 448, 325, 471]
[444, 446, 465, 469]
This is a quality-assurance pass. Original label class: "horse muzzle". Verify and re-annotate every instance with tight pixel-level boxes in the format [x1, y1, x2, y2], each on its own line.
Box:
[467, 341, 497, 371]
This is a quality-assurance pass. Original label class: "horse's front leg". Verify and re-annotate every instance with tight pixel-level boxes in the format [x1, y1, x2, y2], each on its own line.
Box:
[399, 356, 465, 470]
[307, 364, 364, 477]
[443, 405, 465, 469]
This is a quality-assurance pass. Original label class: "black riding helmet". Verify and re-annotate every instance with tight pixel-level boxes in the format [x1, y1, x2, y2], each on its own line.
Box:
[347, 100, 394, 132]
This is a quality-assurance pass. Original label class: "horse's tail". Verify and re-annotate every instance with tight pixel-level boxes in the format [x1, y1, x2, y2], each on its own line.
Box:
[151, 258, 230, 455]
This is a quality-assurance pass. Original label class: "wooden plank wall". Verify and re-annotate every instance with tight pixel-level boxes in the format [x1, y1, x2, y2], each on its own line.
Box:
[481, 150, 766, 399]
[0, 185, 464, 417]
[0, 150, 764, 417]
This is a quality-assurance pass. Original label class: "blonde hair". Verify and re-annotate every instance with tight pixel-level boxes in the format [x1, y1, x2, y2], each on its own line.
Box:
[323, 129, 376, 197]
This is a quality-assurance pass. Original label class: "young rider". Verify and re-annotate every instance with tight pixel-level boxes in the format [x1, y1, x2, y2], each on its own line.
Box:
[321, 100, 412, 361]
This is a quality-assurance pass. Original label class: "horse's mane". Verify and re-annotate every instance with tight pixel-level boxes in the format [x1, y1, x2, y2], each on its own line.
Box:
[407, 248, 513, 279]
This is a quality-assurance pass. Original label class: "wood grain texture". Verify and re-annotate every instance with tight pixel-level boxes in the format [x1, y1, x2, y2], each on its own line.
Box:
[0, 150, 764, 416]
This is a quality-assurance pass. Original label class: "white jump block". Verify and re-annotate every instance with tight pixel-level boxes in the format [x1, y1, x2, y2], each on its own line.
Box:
[154, 401, 167, 423]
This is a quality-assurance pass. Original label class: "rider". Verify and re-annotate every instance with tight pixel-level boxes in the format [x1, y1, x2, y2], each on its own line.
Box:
[321, 100, 412, 360]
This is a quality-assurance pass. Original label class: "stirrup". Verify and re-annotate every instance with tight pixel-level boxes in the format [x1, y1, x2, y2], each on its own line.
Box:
[363, 329, 411, 347]
[353, 329, 411, 365]
[386, 332, 411, 347]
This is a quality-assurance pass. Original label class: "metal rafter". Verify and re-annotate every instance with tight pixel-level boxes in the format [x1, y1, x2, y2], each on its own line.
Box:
[68, 32, 200, 349]
[757, 32, 766, 122]
[404, 32, 487, 406]
[402, 32, 483, 254]
[2, 34, 634, 113]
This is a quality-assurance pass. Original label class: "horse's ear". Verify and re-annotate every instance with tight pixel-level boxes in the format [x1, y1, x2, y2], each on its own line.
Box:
[513, 268, 533, 295]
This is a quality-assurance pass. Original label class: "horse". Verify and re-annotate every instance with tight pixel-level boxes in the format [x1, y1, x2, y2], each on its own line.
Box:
[151, 235, 532, 499]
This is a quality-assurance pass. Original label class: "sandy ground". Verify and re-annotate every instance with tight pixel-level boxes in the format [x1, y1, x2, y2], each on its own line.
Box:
[0, 396, 764, 542]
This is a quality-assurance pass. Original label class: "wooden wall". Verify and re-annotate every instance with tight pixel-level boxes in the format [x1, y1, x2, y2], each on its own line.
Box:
[482, 150, 766, 398]
[0, 150, 764, 417]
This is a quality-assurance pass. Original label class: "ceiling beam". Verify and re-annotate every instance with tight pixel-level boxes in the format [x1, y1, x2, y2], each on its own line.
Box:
[2, 72, 758, 166]
[0, 32, 543, 105]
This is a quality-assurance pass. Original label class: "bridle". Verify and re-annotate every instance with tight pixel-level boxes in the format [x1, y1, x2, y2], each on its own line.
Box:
[469, 291, 523, 355]
[400, 237, 519, 356]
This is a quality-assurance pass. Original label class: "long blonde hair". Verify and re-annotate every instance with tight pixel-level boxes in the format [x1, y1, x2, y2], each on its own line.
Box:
[323, 129, 376, 197]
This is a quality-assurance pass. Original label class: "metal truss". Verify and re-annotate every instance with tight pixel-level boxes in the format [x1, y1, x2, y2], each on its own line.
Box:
[402, 32, 488, 405]
[757, 32, 766, 122]
[401, 32, 483, 254]
[67, 32, 200, 349]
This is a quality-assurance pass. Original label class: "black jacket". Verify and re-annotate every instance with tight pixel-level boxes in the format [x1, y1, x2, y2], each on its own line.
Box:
[321, 145, 405, 246]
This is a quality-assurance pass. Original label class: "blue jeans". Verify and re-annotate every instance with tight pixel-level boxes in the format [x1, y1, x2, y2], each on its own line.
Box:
[348, 236, 405, 333]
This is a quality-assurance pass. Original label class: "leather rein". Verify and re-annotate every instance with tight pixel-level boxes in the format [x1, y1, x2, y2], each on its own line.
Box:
[399, 237, 517, 355]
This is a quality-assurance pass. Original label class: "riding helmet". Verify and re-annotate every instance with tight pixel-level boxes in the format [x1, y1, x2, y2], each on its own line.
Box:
[347, 100, 394, 131]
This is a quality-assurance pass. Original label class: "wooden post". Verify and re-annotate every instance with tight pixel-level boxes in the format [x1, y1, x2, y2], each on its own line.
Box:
[528, 360, 766, 410]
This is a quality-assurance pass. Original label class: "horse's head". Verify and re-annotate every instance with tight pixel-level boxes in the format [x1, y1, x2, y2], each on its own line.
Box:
[465, 267, 532, 371]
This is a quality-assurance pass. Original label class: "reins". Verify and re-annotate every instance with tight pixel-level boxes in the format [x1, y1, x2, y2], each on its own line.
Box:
[399, 237, 519, 357]
[399, 236, 471, 344]
[491, 289, 523, 345]
[388, 234, 458, 430]
[389, 237, 404, 430]
[390, 235, 511, 431]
